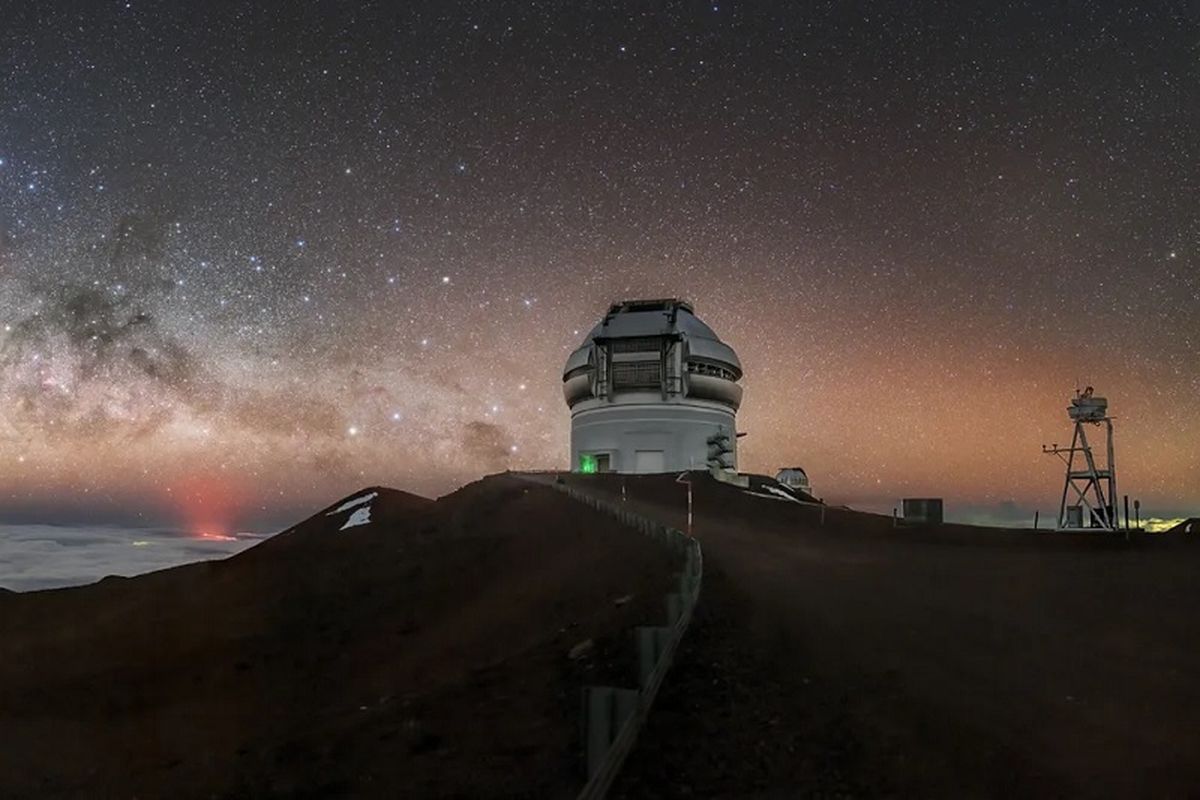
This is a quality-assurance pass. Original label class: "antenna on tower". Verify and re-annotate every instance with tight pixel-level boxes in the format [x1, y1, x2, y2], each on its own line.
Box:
[1041, 387, 1119, 531]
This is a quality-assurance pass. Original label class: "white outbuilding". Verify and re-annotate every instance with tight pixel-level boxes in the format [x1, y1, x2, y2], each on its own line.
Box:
[775, 467, 812, 496]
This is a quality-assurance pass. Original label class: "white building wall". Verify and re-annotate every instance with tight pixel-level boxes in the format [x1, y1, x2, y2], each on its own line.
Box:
[570, 397, 736, 474]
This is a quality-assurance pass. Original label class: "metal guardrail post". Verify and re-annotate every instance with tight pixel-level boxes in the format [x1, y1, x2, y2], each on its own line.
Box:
[665, 593, 682, 625]
[585, 687, 614, 778]
[636, 626, 670, 689]
[584, 687, 639, 779]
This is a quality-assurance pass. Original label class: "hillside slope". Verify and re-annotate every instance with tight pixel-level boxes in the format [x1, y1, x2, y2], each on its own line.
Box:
[0, 476, 675, 799]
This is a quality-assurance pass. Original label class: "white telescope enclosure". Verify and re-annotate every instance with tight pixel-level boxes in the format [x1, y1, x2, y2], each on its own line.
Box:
[563, 298, 743, 474]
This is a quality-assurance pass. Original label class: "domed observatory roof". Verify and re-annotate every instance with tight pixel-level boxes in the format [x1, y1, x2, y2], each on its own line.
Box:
[775, 467, 812, 495]
[562, 299, 743, 474]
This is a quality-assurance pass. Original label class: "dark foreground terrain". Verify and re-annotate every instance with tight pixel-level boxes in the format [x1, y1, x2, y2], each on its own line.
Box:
[6, 470, 1198, 799]
[0, 476, 676, 799]
[547, 472, 1200, 799]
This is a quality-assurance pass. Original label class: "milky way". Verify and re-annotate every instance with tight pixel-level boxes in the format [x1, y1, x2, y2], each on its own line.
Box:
[1, 2, 1197, 530]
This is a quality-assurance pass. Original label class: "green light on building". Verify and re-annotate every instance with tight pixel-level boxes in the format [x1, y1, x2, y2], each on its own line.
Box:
[579, 454, 598, 474]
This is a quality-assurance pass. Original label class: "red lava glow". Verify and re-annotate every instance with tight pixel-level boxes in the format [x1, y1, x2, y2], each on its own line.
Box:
[197, 531, 238, 541]
[170, 475, 249, 540]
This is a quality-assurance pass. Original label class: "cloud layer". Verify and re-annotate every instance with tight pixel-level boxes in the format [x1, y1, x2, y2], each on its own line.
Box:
[0, 524, 262, 592]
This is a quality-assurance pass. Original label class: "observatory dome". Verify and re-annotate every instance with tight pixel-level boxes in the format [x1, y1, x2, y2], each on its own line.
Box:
[562, 298, 743, 474]
[775, 467, 812, 495]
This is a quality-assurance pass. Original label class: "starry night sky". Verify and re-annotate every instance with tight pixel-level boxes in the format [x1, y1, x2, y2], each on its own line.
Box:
[1, 1, 1197, 533]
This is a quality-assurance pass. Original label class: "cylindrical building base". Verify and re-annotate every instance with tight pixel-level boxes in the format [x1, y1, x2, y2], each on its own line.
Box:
[570, 401, 736, 474]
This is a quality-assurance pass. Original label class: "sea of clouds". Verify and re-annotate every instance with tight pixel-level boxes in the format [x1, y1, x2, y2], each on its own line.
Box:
[0, 524, 265, 592]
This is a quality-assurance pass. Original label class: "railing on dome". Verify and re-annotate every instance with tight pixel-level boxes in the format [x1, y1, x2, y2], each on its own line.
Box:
[611, 360, 663, 389]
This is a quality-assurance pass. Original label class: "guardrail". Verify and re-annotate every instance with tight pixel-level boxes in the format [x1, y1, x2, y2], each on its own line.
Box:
[525, 476, 703, 800]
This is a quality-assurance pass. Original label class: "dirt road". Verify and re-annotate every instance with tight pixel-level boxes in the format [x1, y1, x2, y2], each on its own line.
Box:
[559, 472, 1200, 799]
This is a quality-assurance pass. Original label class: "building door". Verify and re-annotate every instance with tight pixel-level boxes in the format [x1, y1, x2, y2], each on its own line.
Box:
[580, 453, 613, 473]
[634, 450, 665, 474]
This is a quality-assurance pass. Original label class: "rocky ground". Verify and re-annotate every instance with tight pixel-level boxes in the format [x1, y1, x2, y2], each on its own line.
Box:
[6, 469, 1198, 798]
[564, 472, 1200, 799]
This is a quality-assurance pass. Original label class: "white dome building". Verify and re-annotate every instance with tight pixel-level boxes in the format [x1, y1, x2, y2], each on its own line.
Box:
[775, 467, 812, 496]
[562, 298, 743, 474]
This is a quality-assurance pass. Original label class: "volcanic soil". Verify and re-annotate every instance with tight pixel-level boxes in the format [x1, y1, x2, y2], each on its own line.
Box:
[0, 475, 677, 799]
[548, 472, 1200, 799]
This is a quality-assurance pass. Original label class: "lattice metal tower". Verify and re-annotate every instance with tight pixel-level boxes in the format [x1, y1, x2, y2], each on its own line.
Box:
[1042, 387, 1118, 530]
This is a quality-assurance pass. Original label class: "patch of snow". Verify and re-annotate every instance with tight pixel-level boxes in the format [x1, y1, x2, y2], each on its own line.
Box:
[743, 489, 797, 503]
[762, 485, 802, 503]
[327, 491, 378, 515]
[339, 506, 372, 530]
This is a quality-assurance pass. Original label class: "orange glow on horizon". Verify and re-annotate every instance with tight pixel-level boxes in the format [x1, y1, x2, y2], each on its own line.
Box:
[170, 475, 248, 540]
